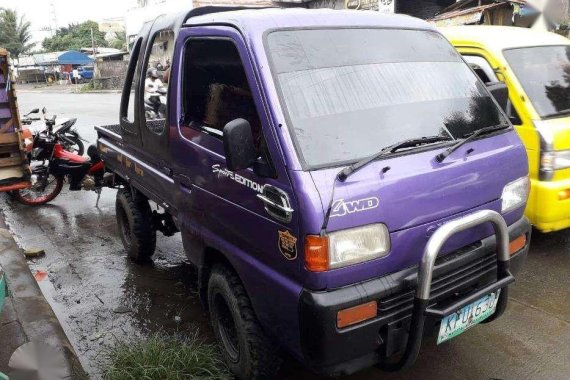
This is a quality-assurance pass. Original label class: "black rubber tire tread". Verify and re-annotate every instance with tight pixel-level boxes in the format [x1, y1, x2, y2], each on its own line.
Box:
[208, 265, 282, 380]
[69, 136, 85, 156]
[115, 188, 156, 262]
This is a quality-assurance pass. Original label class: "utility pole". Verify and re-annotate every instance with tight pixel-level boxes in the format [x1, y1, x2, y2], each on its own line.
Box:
[90, 28, 97, 60]
[49, 1, 58, 36]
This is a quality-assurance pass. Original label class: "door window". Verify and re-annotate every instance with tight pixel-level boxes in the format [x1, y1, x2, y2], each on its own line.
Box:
[463, 55, 498, 83]
[142, 30, 174, 134]
[181, 38, 264, 151]
[464, 54, 522, 125]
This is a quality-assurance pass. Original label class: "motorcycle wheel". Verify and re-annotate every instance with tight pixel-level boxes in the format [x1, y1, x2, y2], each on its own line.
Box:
[62, 135, 85, 156]
[14, 167, 64, 206]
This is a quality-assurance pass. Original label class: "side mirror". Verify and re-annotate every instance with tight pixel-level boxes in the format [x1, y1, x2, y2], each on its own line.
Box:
[223, 118, 257, 171]
[30, 108, 39, 114]
[486, 82, 509, 113]
[42, 107, 47, 115]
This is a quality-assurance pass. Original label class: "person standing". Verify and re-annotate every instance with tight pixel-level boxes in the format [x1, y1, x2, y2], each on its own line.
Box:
[72, 68, 79, 84]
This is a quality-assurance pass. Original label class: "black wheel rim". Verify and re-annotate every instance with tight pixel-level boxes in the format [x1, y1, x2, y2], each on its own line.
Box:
[214, 293, 240, 362]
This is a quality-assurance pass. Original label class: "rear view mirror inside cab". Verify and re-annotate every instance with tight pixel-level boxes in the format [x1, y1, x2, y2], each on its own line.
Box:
[486, 82, 509, 114]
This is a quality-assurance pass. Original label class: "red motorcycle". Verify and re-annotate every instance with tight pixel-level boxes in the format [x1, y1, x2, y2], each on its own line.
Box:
[14, 113, 109, 206]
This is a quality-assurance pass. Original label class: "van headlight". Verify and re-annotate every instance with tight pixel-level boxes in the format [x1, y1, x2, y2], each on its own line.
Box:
[305, 224, 391, 272]
[501, 176, 529, 213]
[328, 224, 390, 269]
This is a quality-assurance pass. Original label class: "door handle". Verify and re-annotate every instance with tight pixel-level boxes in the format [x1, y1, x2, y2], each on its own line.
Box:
[256, 194, 294, 213]
[160, 166, 173, 177]
[175, 174, 193, 188]
[256, 185, 294, 223]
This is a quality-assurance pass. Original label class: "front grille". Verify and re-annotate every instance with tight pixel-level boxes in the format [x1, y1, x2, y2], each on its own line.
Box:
[377, 248, 497, 320]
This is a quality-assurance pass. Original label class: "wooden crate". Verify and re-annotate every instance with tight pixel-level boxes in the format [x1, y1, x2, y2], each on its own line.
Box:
[0, 48, 30, 189]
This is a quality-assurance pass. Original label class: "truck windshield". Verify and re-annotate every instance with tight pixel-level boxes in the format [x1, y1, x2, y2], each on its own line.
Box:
[266, 28, 505, 169]
[503, 45, 570, 119]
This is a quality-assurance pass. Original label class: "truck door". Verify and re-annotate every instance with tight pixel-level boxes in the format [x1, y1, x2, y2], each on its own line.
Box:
[460, 49, 538, 178]
[170, 27, 302, 289]
[132, 28, 177, 207]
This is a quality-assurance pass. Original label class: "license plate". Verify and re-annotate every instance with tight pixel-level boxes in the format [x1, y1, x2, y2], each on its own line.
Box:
[437, 290, 500, 344]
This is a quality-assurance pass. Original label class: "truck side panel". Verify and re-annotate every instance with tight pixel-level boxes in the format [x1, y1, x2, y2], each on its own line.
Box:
[98, 136, 176, 211]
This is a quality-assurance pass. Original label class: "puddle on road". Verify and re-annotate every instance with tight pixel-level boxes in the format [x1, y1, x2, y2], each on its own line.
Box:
[0, 188, 212, 378]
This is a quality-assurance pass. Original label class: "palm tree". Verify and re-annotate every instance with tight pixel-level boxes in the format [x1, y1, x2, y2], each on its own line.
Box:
[0, 8, 34, 58]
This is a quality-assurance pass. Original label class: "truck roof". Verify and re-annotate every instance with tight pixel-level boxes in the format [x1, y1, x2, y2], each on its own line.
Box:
[183, 7, 435, 34]
[439, 25, 570, 53]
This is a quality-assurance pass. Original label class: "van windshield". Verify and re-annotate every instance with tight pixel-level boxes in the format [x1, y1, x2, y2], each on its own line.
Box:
[503, 45, 570, 119]
[266, 28, 505, 169]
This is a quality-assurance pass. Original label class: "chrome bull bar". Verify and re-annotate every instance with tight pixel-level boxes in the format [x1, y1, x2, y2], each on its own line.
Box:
[380, 209, 514, 371]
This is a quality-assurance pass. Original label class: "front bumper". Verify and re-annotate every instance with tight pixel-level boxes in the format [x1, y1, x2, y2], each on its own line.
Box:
[299, 215, 530, 376]
[529, 178, 570, 232]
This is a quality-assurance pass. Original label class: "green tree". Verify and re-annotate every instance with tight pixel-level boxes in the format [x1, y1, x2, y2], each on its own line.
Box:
[42, 20, 108, 52]
[0, 8, 34, 58]
[110, 32, 126, 51]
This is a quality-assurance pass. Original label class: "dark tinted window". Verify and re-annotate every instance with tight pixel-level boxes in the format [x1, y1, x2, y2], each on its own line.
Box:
[504, 45, 570, 118]
[266, 29, 504, 169]
[182, 38, 263, 148]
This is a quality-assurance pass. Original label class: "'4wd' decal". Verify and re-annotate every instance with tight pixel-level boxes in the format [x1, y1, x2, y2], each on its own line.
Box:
[331, 197, 379, 217]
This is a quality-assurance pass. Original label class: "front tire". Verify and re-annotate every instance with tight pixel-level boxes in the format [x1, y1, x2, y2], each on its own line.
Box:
[63, 135, 85, 156]
[14, 167, 63, 206]
[208, 265, 281, 380]
[115, 188, 156, 262]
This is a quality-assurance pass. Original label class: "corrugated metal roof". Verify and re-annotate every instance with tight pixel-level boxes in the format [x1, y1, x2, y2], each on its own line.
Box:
[431, 0, 531, 21]
[17, 51, 93, 67]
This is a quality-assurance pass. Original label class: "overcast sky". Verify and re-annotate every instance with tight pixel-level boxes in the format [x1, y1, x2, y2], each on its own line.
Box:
[0, 0, 138, 46]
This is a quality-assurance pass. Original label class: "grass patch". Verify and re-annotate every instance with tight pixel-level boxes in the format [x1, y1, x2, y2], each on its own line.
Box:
[80, 80, 103, 92]
[102, 332, 230, 380]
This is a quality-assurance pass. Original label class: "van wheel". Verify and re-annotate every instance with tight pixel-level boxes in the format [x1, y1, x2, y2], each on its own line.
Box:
[115, 188, 156, 262]
[208, 265, 281, 380]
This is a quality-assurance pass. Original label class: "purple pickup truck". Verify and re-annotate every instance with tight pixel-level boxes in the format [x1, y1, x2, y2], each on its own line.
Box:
[96, 6, 531, 379]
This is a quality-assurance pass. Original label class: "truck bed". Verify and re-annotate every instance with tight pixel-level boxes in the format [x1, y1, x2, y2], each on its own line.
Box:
[96, 122, 176, 213]
[96, 120, 165, 140]
[95, 124, 122, 141]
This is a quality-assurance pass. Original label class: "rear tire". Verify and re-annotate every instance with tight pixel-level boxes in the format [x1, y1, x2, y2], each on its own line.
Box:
[115, 188, 156, 262]
[208, 265, 281, 380]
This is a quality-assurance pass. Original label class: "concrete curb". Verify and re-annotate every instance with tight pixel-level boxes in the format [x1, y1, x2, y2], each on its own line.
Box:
[0, 223, 86, 379]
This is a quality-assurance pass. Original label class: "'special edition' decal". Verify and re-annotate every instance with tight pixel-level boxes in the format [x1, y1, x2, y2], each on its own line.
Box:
[331, 197, 379, 217]
[212, 164, 265, 193]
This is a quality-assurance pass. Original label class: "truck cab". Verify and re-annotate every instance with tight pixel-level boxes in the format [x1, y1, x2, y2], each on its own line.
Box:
[97, 7, 531, 379]
[440, 26, 570, 232]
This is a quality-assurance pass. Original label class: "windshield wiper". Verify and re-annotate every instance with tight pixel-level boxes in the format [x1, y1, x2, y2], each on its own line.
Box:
[435, 123, 510, 163]
[337, 135, 452, 182]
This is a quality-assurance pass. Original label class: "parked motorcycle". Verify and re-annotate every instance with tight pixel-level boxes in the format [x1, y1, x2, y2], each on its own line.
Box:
[22, 108, 86, 155]
[13, 110, 113, 206]
[144, 87, 167, 120]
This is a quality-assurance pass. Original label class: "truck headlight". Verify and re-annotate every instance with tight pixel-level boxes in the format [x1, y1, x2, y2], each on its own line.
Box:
[535, 120, 570, 180]
[501, 176, 529, 213]
[305, 224, 390, 272]
[541, 150, 570, 172]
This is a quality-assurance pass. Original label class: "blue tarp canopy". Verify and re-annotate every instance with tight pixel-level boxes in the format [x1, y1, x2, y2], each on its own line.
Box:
[57, 51, 93, 65]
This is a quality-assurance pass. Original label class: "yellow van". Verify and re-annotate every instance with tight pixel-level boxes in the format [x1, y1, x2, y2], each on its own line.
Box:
[440, 26, 570, 232]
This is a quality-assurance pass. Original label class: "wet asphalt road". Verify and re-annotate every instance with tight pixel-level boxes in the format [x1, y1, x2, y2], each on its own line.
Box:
[2, 91, 570, 379]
